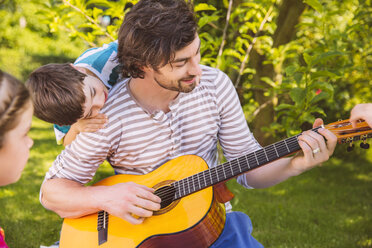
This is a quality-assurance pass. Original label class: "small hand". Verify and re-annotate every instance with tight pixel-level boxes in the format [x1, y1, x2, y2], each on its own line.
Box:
[73, 114, 107, 133]
[290, 118, 337, 174]
[98, 182, 161, 225]
[350, 103, 372, 128]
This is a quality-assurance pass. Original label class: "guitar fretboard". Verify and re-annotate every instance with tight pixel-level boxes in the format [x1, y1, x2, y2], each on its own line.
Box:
[172, 126, 322, 200]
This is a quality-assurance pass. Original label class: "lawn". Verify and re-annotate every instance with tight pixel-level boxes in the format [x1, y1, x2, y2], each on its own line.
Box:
[0, 118, 371, 247]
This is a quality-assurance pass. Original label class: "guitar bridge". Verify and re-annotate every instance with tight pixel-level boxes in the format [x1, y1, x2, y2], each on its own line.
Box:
[97, 210, 109, 245]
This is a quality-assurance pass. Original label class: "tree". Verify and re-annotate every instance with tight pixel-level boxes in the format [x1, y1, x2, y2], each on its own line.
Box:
[36, 0, 372, 143]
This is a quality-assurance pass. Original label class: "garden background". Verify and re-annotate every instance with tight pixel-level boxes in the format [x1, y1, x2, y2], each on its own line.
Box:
[0, 0, 371, 247]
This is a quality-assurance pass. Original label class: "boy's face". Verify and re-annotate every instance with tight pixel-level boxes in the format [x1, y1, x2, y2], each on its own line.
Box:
[148, 35, 202, 93]
[81, 75, 109, 119]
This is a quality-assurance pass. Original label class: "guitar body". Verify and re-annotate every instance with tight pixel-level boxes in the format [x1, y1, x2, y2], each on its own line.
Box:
[60, 155, 226, 248]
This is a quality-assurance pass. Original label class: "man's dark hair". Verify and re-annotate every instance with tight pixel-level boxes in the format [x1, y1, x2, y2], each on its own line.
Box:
[117, 0, 198, 78]
[26, 63, 86, 126]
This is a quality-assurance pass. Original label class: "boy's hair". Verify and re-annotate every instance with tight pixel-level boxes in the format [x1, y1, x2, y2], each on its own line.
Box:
[117, 0, 198, 78]
[26, 63, 87, 126]
[0, 71, 31, 149]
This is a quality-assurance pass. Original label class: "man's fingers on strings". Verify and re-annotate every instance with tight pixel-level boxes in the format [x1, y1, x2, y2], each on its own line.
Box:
[297, 140, 313, 157]
[135, 183, 155, 192]
[135, 197, 161, 212]
[136, 187, 161, 204]
[129, 204, 154, 218]
[318, 128, 337, 155]
[312, 118, 324, 128]
[298, 131, 320, 156]
[304, 130, 327, 154]
[124, 213, 145, 225]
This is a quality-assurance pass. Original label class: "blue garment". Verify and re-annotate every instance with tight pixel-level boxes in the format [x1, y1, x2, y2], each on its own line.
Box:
[53, 124, 71, 145]
[53, 41, 121, 144]
[211, 212, 263, 248]
[74, 41, 121, 88]
[54, 124, 71, 135]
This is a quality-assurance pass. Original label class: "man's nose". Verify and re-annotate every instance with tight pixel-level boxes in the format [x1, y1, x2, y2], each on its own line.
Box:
[188, 57, 202, 77]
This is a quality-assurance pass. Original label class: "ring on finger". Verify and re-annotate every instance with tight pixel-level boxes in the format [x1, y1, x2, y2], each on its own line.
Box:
[312, 147, 320, 154]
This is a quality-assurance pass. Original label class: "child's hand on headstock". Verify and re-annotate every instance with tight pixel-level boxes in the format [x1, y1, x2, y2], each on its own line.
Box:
[74, 113, 108, 133]
[350, 103, 372, 128]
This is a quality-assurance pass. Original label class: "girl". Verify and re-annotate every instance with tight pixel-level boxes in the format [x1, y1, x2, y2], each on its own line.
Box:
[0, 70, 34, 248]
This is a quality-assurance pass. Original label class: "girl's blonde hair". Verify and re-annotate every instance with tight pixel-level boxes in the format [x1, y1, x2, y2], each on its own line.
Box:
[0, 71, 30, 148]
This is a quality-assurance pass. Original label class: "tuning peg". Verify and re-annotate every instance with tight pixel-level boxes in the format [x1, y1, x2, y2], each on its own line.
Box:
[347, 143, 354, 152]
[360, 142, 370, 149]
[360, 135, 370, 149]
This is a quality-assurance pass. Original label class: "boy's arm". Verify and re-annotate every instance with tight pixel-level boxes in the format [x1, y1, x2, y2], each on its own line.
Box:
[63, 123, 80, 146]
[63, 114, 108, 146]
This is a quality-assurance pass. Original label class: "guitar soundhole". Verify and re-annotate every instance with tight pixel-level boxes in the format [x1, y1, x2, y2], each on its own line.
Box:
[154, 185, 176, 209]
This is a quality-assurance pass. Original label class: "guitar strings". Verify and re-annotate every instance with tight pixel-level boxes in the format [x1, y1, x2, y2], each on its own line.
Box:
[166, 125, 323, 199]
[156, 135, 303, 200]
[155, 135, 304, 202]
[158, 127, 322, 200]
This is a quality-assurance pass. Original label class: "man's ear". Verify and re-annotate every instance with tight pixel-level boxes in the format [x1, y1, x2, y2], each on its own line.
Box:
[141, 65, 155, 78]
[141, 65, 153, 73]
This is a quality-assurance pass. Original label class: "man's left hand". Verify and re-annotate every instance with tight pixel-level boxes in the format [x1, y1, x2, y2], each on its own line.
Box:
[290, 118, 337, 175]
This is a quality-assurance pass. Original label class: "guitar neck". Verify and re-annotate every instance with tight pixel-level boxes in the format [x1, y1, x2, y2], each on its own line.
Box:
[173, 126, 323, 200]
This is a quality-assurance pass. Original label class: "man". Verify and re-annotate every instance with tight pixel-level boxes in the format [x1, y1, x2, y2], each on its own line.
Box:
[41, 0, 337, 247]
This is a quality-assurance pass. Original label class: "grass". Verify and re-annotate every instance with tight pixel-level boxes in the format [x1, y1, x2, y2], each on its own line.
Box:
[0, 118, 371, 247]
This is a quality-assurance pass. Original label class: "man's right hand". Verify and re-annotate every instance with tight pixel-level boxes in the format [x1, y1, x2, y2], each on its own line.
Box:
[96, 182, 161, 225]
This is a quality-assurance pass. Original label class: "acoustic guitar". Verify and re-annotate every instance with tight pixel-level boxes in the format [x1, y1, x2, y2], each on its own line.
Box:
[59, 119, 371, 248]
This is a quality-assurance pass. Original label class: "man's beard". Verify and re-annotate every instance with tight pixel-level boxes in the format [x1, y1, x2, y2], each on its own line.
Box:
[154, 75, 198, 93]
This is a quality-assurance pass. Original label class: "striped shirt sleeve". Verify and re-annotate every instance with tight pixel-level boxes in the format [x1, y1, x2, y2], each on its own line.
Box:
[45, 108, 122, 184]
[214, 70, 262, 188]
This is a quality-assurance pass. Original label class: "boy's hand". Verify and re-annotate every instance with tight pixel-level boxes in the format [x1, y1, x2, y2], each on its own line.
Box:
[350, 103, 372, 128]
[73, 114, 108, 133]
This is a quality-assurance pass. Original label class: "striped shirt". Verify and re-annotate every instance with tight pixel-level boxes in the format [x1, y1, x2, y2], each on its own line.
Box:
[45, 65, 261, 189]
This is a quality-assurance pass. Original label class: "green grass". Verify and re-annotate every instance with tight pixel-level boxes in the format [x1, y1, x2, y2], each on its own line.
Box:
[0, 118, 371, 247]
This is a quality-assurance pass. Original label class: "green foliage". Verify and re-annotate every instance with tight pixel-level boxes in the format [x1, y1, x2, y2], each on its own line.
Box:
[36, 0, 138, 46]
[0, 0, 87, 81]
[262, 0, 372, 137]
[2, 0, 371, 137]
[35, 0, 371, 139]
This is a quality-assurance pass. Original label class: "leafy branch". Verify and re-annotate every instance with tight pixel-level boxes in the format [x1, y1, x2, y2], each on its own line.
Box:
[62, 0, 115, 42]
[234, 5, 274, 88]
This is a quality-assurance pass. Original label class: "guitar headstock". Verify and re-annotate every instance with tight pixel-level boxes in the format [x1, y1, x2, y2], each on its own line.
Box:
[325, 119, 372, 151]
